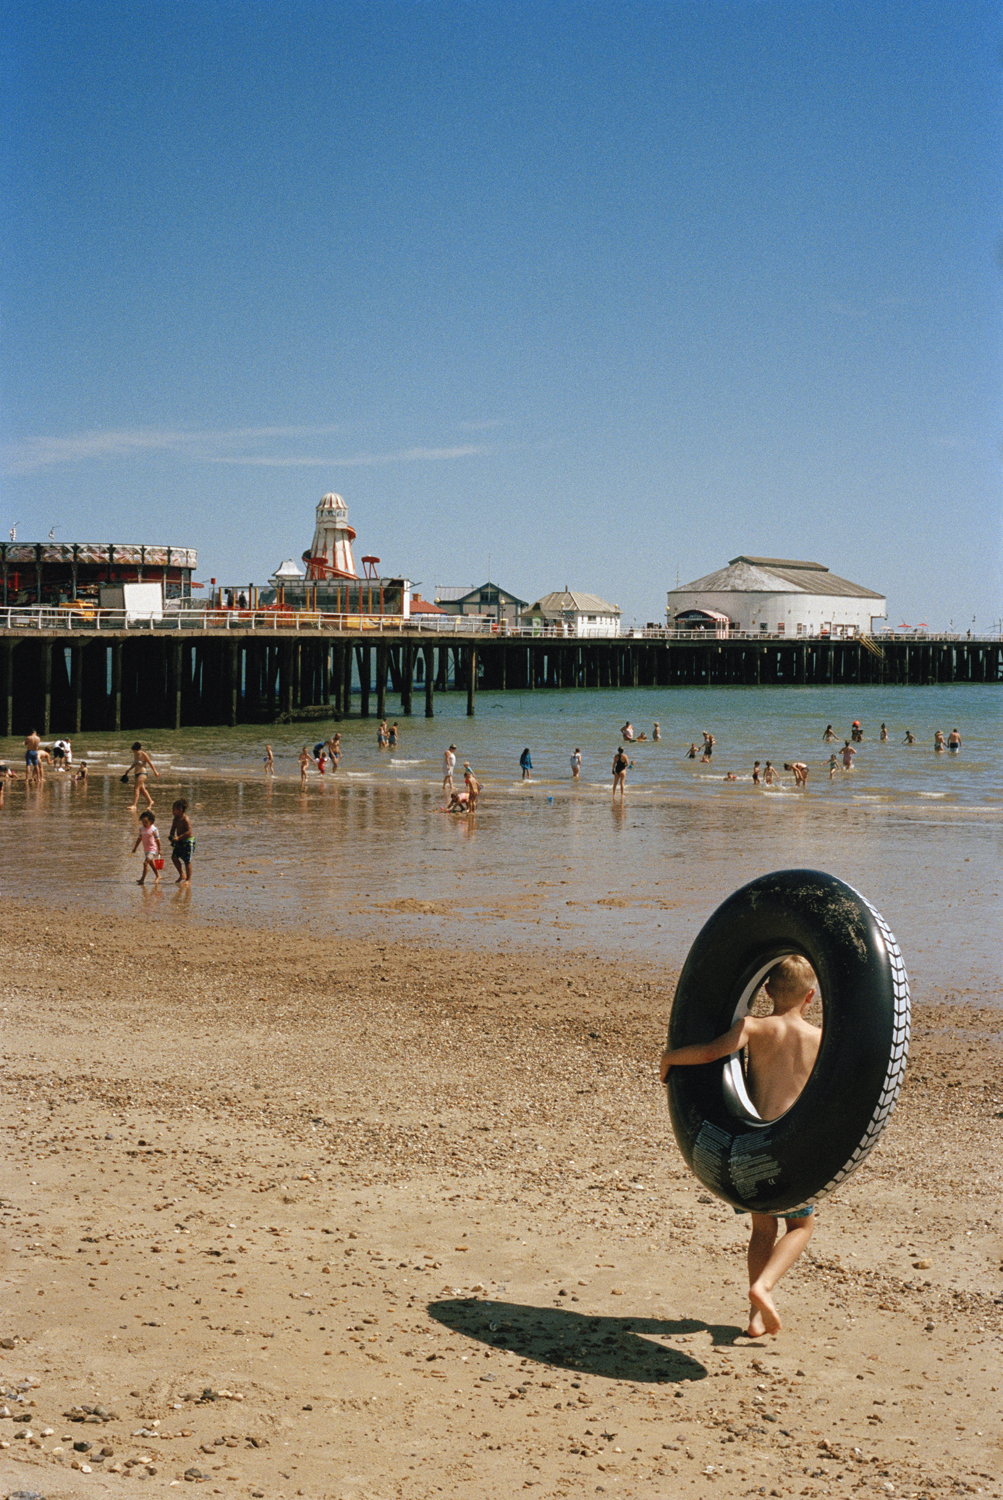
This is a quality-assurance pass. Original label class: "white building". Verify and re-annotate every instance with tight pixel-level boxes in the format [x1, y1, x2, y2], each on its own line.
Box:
[522, 588, 621, 637]
[666, 557, 886, 638]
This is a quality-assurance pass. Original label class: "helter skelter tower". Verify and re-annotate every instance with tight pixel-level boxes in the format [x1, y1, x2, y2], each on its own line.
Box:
[302, 492, 359, 580]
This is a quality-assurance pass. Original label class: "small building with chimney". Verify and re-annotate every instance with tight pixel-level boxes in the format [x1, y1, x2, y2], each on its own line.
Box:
[522, 588, 621, 637]
[666, 556, 886, 638]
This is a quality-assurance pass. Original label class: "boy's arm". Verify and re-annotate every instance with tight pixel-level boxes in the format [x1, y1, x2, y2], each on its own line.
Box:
[659, 1016, 753, 1082]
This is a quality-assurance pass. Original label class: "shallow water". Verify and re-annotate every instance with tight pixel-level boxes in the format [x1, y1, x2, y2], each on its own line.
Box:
[3, 683, 1000, 1005]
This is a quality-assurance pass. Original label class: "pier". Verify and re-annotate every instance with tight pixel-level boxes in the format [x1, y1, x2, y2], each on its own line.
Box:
[1, 609, 999, 736]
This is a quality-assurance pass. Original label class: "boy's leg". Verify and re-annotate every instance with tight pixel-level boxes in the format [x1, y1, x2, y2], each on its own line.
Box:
[748, 1213, 814, 1335]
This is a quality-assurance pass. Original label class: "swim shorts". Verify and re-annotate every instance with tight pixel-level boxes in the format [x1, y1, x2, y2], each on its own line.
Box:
[733, 1204, 815, 1220]
[172, 837, 195, 863]
[25, 749, 38, 766]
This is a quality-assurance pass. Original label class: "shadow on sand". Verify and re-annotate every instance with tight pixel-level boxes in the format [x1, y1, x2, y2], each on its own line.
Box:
[428, 1298, 743, 1384]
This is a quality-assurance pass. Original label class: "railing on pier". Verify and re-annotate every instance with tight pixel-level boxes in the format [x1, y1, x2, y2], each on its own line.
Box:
[3, 605, 991, 644]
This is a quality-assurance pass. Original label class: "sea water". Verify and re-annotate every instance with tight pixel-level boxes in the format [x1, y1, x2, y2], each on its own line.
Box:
[2, 683, 1000, 1005]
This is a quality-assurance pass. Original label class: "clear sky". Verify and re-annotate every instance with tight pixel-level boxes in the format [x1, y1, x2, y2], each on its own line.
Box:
[3, 0, 1001, 629]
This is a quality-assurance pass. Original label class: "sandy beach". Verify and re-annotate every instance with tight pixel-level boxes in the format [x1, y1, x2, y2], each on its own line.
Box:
[1, 905, 1001, 1500]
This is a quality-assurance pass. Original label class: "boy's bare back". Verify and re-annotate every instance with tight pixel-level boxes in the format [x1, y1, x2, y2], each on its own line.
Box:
[744, 1009, 821, 1120]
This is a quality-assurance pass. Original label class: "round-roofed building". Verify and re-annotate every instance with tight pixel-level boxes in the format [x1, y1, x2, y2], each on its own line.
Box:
[666, 556, 887, 638]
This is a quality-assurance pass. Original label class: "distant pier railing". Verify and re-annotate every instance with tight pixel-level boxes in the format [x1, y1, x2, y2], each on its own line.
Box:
[1, 609, 999, 737]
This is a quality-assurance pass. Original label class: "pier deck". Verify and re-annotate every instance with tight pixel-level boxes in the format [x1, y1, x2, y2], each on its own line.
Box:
[1, 611, 998, 736]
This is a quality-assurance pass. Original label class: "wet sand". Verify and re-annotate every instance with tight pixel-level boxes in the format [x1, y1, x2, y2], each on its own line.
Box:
[2, 907, 1001, 1499]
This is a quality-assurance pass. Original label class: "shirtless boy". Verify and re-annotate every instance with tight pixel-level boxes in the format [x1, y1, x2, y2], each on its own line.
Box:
[168, 799, 195, 884]
[660, 955, 822, 1336]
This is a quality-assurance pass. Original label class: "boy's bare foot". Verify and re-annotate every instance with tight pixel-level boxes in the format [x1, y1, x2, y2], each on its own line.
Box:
[748, 1283, 782, 1335]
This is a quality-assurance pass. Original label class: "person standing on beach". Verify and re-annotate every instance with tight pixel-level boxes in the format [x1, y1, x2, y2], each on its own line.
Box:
[443, 744, 457, 794]
[570, 748, 582, 780]
[463, 762, 480, 811]
[24, 728, 40, 784]
[127, 759, 156, 811]
[659, 955, 822, 1336]
[520, 748, 533, 781]
[299, 747, 310, 784]
[828, 753, 839, 780]
[132, 810, 162, 884]
[328, 735, 342, 770]
[263, 745, 275, 776]
[168, 799, 195, 883]
[612, 746, 628, 800]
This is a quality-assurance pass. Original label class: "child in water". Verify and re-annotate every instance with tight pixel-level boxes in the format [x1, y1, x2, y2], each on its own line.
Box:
[132, 810, 162, 884]
[660, 955, 822, 1336]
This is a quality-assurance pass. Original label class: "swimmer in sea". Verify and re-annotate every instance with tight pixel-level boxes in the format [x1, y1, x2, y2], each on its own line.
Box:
[723, 771, 738, 781]
[879, 723, 888, 742]
[621, 721, 635, 742]
[752, 760, 761, 785]
[822, 724, 836, 743]
[686, 743, 698, 760]
[947, 728, 961, 752]
[934, 729, 945, 752]
[763, 761, 779, 785]
[840, 741, 856, 770]
[653, 722, 661, 741]
[903, 730, 916, 745]
[828, 753, 839, 780]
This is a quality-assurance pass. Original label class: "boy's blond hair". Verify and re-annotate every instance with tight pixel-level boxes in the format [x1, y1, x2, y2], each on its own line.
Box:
[766, 955, 817, 1007]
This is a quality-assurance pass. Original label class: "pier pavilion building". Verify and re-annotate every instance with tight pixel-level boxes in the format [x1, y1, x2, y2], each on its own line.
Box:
[0, 541, 197, 607]
[666, 556, 886, 638]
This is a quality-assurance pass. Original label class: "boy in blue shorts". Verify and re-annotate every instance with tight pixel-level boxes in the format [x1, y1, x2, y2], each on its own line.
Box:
[660, 955, 822, 1336]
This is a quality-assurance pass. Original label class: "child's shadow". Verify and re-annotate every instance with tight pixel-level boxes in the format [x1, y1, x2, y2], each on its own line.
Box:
[428, 1298, 743, 1384]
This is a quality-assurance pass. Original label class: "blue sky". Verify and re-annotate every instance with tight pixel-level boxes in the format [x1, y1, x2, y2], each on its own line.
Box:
[3, 0, 1001, 628]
